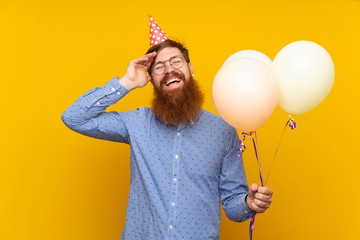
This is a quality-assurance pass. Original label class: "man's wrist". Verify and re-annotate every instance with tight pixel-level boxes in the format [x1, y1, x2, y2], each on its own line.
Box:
[119, 76, 136, 91]
[245, 193, 253, 211]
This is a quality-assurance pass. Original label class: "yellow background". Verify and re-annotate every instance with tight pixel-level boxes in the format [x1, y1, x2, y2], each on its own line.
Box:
[1, 0, 359, 239]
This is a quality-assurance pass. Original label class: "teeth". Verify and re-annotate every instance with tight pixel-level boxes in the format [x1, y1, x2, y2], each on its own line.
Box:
[166, 79, 180, 86]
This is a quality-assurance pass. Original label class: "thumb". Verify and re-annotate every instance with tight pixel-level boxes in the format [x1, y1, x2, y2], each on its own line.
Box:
[248, 183, 258, 199]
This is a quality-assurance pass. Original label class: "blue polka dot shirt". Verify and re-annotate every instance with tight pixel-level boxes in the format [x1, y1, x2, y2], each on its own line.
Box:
[62, 77, 252, 240]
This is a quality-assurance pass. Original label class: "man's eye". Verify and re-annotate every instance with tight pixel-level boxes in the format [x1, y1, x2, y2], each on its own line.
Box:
[154, 65, 163, 70]
[172, 59, 183, 66]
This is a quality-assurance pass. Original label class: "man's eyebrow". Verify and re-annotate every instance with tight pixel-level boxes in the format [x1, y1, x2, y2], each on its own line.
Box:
[153, 60, 163, 65]
[153, 55, 182, 65]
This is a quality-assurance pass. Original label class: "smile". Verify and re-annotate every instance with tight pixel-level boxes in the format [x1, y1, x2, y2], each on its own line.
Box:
[165, 78, 181, 86]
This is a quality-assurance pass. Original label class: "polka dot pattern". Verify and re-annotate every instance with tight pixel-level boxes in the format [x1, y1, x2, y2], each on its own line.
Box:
[149, 16, 168, 46]
[61, 76, 253, 240]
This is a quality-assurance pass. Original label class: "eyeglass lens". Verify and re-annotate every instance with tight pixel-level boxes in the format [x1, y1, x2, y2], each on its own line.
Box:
[153, 56, 184, 74]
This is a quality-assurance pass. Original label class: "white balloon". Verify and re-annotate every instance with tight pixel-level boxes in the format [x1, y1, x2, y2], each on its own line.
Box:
[272, 41, 335, 115]
[224, 50, 273, 68]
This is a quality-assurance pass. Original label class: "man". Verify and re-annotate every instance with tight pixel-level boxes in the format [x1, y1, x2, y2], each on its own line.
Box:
[62, 39, 273, 239]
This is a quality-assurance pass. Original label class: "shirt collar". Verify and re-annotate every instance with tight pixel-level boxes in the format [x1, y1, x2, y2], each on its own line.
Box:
[177, 109, 202, 130]
[153, 109, 203, 130]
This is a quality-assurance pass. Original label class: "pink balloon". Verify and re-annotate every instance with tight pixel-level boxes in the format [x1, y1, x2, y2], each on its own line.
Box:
[212, 58, 278, 132]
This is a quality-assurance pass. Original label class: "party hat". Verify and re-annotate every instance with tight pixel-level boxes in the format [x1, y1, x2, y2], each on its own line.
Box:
[149, 16, 168, 46]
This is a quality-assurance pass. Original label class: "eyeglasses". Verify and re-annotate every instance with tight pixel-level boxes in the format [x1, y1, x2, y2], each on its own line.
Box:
[152, 55, 185, 75]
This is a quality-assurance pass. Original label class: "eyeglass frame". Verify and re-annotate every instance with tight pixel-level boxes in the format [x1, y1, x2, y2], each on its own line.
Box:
[151, 55, 186, 75]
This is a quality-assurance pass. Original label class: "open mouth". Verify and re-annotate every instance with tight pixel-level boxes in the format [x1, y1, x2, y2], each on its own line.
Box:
[165, 78, 181, 86]
[161, 72, 185, 89]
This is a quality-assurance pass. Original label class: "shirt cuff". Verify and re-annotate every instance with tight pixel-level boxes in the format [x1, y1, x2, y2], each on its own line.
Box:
[241, 194, 254, 220]
[223, 193, 253, 222]
[95, 76, 129, 106]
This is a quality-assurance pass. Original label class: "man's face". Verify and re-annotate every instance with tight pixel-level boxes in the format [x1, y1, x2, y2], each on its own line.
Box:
[150, 47, 193, 92]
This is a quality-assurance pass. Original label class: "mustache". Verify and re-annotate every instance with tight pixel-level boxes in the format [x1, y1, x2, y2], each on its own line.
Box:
[160, 71, 185, 86]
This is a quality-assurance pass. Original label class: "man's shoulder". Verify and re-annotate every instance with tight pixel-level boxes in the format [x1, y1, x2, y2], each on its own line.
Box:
[200, 109, 236, 131]
[200, 109, 221, 119]
[119, 107, 153, 119]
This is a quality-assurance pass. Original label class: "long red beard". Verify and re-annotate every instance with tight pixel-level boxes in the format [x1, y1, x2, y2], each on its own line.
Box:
[151, 74, 204, 126]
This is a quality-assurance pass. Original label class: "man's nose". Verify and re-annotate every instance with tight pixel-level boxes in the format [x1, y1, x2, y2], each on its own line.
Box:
[164, 61, 175, 73]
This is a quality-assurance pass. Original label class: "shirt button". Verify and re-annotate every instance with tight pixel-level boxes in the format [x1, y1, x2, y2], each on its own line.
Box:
[173, 178, 177, 182]
[96, 102, 100, 105]
[177, 132, 181, 136]
[111, 87, 116, 91]
[175, 155, 179, 159]
[169, 225, 173, 230]
[117, 92, 120, 95]
[245, 210, 248, 214]
[171, 202, 175, 206]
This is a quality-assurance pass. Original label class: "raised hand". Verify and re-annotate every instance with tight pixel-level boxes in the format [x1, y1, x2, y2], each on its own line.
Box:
[119, 51, 157, 91]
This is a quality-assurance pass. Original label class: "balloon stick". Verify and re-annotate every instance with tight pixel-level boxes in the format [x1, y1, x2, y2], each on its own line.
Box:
[265, 117, 296, 185]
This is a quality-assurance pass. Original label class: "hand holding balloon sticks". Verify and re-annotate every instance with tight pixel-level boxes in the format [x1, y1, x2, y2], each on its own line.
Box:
[212, 41, 334, 239]
[241, 117, 296, 240]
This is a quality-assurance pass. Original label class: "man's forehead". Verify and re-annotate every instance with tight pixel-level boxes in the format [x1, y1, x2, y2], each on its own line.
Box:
[155, 47, 182, 62]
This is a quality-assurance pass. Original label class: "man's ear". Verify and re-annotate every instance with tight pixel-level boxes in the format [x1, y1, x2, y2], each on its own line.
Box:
[148, 75, 154, 88]
[189, 62, 194, 75]
[148, 75, 153, 83]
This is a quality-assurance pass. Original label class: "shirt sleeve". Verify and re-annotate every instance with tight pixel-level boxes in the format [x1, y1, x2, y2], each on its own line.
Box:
[220, 127, 253, 222]
[61, 76, 130, 143]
